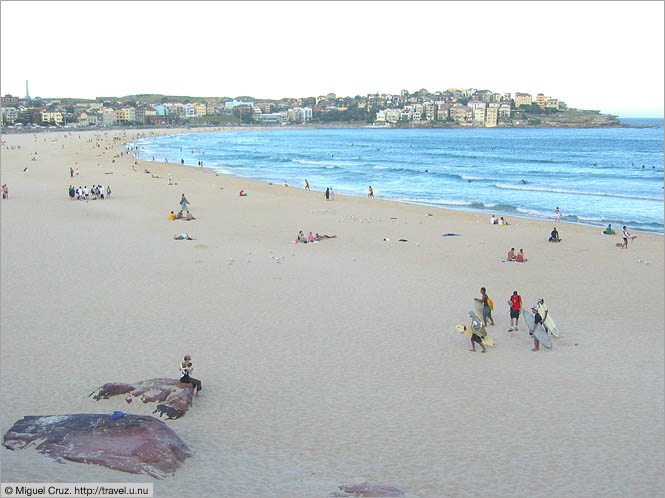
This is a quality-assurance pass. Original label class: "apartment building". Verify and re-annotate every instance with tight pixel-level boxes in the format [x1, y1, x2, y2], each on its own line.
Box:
[514, 93, 532, 107]
[41, 110, 63, 125]
[485, 106, 498, 127]
[535, 93, 550, 107]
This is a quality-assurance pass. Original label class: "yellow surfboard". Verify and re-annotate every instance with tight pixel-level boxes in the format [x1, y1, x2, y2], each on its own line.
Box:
[456, 324, 495, 347]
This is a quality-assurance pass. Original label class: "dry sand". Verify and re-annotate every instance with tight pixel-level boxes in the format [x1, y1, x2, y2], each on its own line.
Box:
[1, 128, 663, 497]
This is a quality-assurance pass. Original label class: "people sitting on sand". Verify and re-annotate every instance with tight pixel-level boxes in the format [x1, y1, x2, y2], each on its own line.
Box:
[603, 224, 615, 235]
[498, 217, 509, 225]
[144, 168, 150, 174]
[179, 355, 202, 396]
[516, 249, 528, 262]
[175, 210, 184, 220]
[296, 230, 306, 243]
[549, 227, 561, 242]
[239, 190, 247, 196]
[507, 248, 516, 261]
[174, 233, 193, 240]
[315, 233, 337, 240]
[307, 232, 316, 243]
[2, 184, 8, 199]
[489, 214, 498, 225]
[169, 211, 176, 220]
[185, 210, 195, 221]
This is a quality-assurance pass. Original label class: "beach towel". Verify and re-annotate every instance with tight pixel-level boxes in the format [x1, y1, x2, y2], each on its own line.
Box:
[442, 233, 461, 237]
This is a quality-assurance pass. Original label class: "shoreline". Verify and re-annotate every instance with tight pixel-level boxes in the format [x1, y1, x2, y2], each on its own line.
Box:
[128, 127, 665, 235]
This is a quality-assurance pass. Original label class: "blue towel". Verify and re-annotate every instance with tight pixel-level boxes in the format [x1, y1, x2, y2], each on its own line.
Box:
[442, 233, 461, 237]
[110, 411, 129, 420]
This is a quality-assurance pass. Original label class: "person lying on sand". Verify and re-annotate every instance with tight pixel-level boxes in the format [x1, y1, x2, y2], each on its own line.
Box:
[315, 233, 337, 240]
[174, 233, 193, 240]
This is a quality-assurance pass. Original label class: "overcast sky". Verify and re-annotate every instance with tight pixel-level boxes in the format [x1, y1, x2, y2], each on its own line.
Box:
[1, 1, 663, 117]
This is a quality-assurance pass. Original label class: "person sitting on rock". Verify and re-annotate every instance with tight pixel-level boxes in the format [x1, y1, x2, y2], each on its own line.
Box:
[179, 355, 202, 396]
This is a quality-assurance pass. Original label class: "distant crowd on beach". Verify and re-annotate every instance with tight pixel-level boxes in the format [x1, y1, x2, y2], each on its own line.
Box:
[68, 184, 111, 200]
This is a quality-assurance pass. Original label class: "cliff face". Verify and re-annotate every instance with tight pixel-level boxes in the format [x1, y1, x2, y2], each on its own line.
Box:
[532, 109, 622, 128]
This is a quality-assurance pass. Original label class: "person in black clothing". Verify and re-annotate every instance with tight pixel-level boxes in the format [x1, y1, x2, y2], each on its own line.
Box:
[549, 227, 561, 242]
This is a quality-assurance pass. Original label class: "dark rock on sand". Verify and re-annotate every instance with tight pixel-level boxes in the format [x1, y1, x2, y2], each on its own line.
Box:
[89, 378, 193, 420]
[332, 483, 406, 497]
[3, 414, 191, 478]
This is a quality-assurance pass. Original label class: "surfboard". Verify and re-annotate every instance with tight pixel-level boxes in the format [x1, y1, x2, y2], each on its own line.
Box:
[537, 303, 559, 337]
[522, 308, 552, 349]
[456, 324, 495, 347]
[301, 182, 314, 188]
[474, 299, 485, 319]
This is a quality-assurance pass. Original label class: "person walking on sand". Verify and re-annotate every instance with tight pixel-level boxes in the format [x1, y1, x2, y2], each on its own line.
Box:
[179, 355, 202, 396]
[474, 287, 495, 327]
[529, 307, 544, 351]
[622, 225, 631, 249]
[304, 179, 310, 191]
[536, 297, 557, 337]
[368, 186, 374, 199]
[468, 312, 488, 353]
[325, 187, 330, 200]
[555, 207, 561, 222]
[70, 167, 74, 178]
[180, 194, 190, 211]
[508, 291, 522, 331]
[329, 187, 334, 200]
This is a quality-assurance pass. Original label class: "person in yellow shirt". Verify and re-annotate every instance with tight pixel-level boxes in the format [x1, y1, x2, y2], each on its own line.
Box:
[169, 211, 175, 221]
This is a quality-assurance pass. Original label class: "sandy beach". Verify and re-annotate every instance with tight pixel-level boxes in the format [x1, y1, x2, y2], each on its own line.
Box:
[1, 128, 663, 497]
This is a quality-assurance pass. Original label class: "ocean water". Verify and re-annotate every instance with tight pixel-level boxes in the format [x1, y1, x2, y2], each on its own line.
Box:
[132, 119, 664, 233]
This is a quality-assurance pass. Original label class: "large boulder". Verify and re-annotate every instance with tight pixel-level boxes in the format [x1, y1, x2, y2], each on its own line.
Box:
[3, 414, 191, 479]
[89, 378, 193, 420]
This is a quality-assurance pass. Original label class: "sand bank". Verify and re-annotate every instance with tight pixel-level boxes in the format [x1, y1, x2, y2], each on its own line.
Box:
[1, 128, 663, 497]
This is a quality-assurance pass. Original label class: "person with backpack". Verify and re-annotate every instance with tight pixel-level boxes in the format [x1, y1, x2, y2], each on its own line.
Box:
[508, 290, 522, 331]
[474, 287, 495, 327]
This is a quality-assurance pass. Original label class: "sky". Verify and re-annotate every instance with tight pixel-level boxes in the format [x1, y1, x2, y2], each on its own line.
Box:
[1, 1, 663, 117]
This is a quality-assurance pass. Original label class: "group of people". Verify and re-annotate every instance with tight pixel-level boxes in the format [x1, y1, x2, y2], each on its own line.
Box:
[602, 224, 637, 249]
[506, 247, 528, 262]
[324, 187, 335, 200]
[296, 231, 337, 243]
[489, 215, 509, 225]
[468, 287, 557, 353]
[68, 184, 111, 200]
[170, 210, 195, 221]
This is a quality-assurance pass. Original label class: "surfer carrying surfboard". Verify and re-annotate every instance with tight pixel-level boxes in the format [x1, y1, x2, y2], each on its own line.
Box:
[368, 186, 374, 199]
[474, 287, 495, 327]
[529, 307, 544, 351]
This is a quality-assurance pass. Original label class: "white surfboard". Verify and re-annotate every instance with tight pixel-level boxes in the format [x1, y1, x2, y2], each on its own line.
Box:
[522, 308, 552, 349]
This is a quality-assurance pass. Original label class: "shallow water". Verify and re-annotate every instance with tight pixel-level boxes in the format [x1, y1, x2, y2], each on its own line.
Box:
[134, 120, 664, 232]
